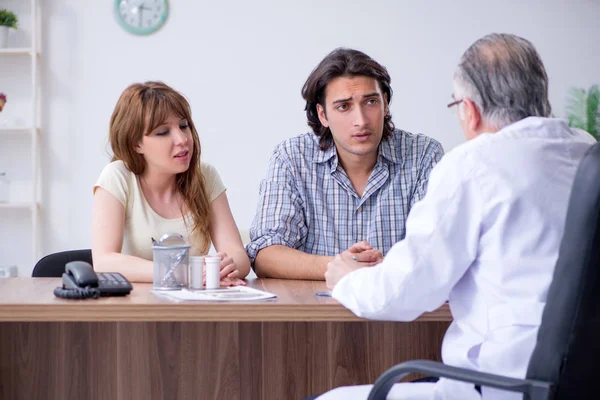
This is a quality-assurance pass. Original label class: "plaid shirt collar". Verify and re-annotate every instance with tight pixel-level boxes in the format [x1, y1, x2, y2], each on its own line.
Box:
[312, 134, 402, 170]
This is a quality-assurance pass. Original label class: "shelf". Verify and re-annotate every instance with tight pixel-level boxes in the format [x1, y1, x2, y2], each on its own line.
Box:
[0, 127, 38, 136]
[0, 202, 37, 210]
[1, 0, 42, 267]
[0, 48, 37, 56]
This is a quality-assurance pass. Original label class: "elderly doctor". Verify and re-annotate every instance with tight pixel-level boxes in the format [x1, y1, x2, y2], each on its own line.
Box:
[317, 33, 596, 400]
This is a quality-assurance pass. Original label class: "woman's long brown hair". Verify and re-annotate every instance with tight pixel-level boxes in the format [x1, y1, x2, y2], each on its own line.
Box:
[109, 81, 211, 253]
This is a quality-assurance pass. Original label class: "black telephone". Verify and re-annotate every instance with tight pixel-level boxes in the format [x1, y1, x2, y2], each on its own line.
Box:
[53, 261, 133, 299]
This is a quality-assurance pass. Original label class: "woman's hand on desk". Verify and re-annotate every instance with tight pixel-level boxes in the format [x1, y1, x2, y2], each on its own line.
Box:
[216, 252, 246, 286]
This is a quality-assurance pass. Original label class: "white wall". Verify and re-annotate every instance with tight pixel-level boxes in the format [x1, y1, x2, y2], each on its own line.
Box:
[1, 0, 599, 275]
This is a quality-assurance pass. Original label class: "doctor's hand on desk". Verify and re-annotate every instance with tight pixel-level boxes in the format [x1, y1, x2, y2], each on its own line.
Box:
[325, 241, 382, 289]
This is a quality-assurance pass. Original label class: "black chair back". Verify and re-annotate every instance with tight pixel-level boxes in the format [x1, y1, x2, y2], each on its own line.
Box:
[32, 249, 93, 277]
[526, 142, 600, 399]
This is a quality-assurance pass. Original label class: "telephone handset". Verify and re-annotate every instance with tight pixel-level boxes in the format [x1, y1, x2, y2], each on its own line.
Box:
[64, 261, 99, 288]
[54, 261, 133, 299]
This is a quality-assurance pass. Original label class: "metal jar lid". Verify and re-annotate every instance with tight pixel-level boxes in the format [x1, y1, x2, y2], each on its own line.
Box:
[152, 232, 191, 250]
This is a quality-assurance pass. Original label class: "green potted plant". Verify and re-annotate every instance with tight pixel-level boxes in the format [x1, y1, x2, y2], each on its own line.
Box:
[0, 9, 18, 48]
[566, 85, 600, 140]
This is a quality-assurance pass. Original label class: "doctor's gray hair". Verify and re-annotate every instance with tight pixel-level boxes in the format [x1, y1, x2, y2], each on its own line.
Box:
[453, 33, 552, 130]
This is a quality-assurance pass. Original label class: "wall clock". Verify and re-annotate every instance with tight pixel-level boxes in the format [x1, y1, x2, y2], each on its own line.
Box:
[114, 0, 169, 36]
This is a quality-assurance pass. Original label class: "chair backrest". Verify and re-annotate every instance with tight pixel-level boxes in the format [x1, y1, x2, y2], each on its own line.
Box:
[32, 249, 93, 277]
[526, 142, 600, 399]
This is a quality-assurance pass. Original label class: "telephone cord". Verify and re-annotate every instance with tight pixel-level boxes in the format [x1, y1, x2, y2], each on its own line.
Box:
[53, 286, 101, 299]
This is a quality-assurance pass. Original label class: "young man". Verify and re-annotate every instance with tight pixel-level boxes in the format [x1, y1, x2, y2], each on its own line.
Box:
[247, 48, 444, 280]
[320, 34, 597, 400]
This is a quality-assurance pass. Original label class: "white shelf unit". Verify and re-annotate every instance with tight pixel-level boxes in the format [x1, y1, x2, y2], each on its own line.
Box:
[0, 0, 42, 271]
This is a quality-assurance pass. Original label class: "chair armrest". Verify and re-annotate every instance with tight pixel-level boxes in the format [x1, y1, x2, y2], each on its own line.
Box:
[367, 360, 553, 400]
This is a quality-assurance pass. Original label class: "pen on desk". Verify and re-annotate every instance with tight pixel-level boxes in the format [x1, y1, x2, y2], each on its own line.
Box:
[315, 291, 332, 297]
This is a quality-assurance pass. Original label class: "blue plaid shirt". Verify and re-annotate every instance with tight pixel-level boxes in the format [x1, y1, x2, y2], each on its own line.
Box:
[246, 129, 444, 263]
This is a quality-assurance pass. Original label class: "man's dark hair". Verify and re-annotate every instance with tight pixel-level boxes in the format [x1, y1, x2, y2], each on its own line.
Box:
[301, 48, 395, 150]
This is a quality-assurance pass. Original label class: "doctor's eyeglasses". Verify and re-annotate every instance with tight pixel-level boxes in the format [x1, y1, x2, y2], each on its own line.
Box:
[447, 96, 463, 109]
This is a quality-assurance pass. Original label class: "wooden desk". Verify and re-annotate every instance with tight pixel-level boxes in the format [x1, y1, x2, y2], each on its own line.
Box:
[0, 278, 451, 400]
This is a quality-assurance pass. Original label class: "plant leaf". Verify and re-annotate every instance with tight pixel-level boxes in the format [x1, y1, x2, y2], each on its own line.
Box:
[586, 85, 600, 139]
[0, 9, 18, 29]
[566, 87, 587, 130]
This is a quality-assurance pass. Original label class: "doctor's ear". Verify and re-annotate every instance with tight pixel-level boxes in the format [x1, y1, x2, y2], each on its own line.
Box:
[462, 98, 481, 130]
[458, 103, 466, 121]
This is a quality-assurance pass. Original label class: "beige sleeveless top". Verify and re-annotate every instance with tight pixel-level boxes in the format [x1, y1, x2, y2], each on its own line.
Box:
[94, 160, 225, 260]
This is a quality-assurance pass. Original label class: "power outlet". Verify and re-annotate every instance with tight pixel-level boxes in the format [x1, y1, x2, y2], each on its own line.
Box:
[0, 265, 18, 278]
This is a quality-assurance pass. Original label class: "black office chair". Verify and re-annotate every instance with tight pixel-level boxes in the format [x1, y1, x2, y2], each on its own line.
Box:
[368, 142, 600, 400]
[32, 249, 93, 277]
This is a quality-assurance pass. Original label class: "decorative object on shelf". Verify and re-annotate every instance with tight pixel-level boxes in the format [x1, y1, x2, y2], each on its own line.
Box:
[114, 0, 168, 36]
[0, 93, 6, 112]
[0, 265, 17, 277]
[566, 85, 600, 140]
[0, 172, 9, 203]
[0, 9, 18, 48]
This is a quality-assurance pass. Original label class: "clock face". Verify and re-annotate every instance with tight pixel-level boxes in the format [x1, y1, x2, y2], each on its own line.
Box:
[114, 0, 169, 35]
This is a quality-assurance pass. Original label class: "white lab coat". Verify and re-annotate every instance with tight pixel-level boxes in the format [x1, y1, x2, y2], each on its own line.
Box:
[320, 118, 596, 400]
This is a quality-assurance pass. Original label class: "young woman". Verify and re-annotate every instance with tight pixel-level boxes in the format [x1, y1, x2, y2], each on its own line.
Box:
[92, 81, 250, 284]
